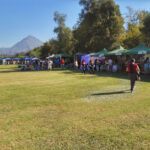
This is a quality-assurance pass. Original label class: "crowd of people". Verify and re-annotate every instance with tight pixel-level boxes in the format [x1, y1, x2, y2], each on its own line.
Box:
[19, 59, 53, 71]
[2, 54, 148, 75]
[76, 58, 124, 74]
[74, 56, 150, 75]
[19, 57, 74, 71]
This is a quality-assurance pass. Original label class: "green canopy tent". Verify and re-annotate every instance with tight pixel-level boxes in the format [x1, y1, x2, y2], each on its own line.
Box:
[53, 53, 72, 59]
[125, 44, 150, 55]
[106, 46, 127, 56]
[91, 48, 108, 57]
[105, 46, 128, 72]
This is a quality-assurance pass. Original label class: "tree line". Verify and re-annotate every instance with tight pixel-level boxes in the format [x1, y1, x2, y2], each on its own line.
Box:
[25, 0, 150, 59]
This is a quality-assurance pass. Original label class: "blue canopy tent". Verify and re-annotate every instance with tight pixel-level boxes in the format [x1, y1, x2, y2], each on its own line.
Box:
[30, 56, 39, 61]
[32, 57, 39, 61]
[20, 58, 24, 61]
[30, 56, 35, 60]
[23, 57, 30, 61]
[13, 58, 20, 61]
[4, 57, 12, 64]
[5, 57, 12, 61]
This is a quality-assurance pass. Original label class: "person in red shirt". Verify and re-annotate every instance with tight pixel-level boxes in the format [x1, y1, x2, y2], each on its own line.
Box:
[127, 58, 140, 93]
[60, 58, 65, 69]
[81, 59, 86, 74]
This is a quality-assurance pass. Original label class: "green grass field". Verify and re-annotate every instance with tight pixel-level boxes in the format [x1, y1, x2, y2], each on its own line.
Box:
[0, 65, 150, 150]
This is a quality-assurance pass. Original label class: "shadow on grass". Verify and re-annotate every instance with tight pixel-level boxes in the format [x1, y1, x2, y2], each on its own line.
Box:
[91, 90, 130, 96]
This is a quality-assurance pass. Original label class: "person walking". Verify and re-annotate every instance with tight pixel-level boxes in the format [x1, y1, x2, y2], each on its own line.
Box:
[127, 58, 140, 93]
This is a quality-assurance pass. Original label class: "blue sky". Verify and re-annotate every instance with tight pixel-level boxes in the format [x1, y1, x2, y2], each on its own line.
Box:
[0, 0, 150, 47]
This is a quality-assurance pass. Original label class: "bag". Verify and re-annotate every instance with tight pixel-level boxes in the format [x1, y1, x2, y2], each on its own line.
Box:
[137, 73, 141, 81]
[126, 66, 129, 73]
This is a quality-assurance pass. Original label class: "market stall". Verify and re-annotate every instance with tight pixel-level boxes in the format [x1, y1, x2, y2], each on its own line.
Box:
[12, 58, 20, 64]
[106, 46, 128, 72]
[126, 44, 150, 74]
[4, 57, 12, 65]
[53, 53, 73, 69]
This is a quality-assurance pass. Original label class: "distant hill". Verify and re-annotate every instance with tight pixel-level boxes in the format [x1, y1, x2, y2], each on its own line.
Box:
[0, 35, 43, 55]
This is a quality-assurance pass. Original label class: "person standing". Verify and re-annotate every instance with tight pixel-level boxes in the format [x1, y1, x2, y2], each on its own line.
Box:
[127, 58, 140, 93]
[96, 59, 100, 72]
[56, 58, 60, 68]
[74, 60, 78, 70]
[48, 60, 53, 70]
[48, 60, 51, 70]
[81, 59, 86, 74]
[144, 57, 149, 74]
[61, 58, 65, 69]
[108, 58, 113, 72]
[35, 60, 39, 71]
[89, 59, 94, 74]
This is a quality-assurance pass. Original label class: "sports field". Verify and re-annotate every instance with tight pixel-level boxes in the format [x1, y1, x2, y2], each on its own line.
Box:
[0, 65, 150, 150]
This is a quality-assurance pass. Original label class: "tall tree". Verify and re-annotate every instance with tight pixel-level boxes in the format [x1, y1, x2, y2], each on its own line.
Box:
[123, 24, 143, 49]
[25, 39, 58, 59]
[54, 11, 75, 54]
[141, 14, 150, 47]
[122, 7, 149, 49]
[74, 0, 124, 53]
[125, 7, 149, 26]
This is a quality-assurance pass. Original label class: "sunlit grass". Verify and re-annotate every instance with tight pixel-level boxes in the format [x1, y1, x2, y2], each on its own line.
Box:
[0, 65, 150, 150]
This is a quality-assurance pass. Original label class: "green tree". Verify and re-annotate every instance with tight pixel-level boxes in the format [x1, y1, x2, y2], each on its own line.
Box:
[123, 24, 143, 49]
[122, 7, 149, 48]
[26, 39, 58, 59]
[74, 0, 124, 53]
[54, 11, 75, 54]
[141, 14, 150, 47]
[26, 47, 42, 58]
[39, 42, 51, 59]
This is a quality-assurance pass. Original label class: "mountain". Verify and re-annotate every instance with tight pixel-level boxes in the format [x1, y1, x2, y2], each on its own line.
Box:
[0, 35, 43, 55]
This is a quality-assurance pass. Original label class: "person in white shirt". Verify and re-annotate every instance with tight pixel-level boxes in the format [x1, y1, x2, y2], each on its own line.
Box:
[74, 60, 78, 70]
[48, 60, 53, 70]
[108, 58, 113, 72]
